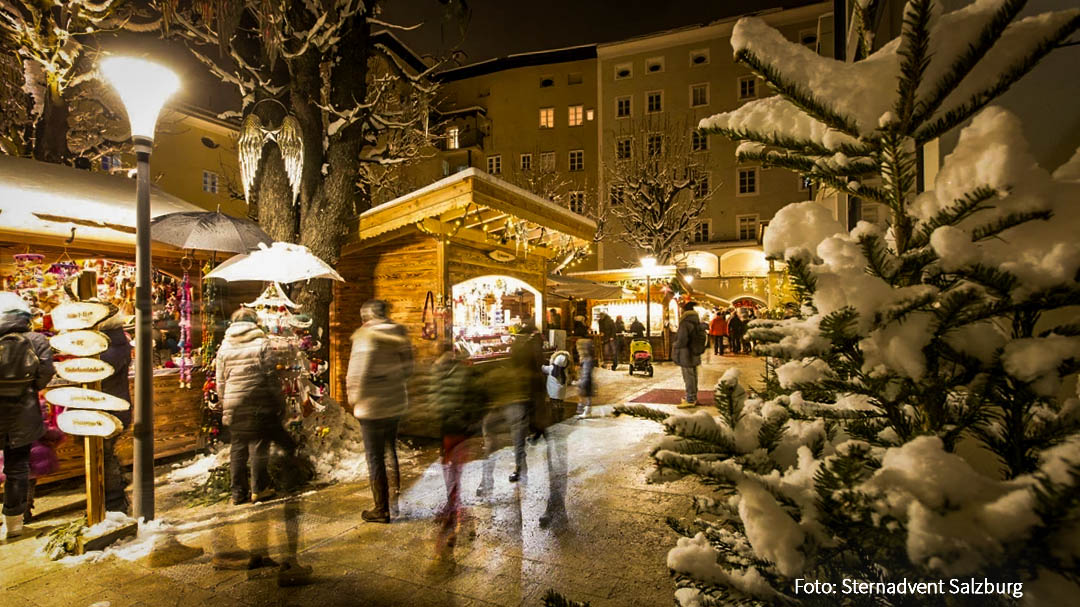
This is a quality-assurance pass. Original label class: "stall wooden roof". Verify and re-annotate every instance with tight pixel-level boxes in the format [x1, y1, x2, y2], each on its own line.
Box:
[352, 168, 597, 252]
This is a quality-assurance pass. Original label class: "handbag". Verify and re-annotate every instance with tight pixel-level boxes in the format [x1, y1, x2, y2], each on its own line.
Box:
[421, 291, 438, 340]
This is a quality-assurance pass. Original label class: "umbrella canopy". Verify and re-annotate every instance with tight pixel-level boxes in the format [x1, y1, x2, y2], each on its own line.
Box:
[204, 241, 345, 283]
[150, 211, 272, 253]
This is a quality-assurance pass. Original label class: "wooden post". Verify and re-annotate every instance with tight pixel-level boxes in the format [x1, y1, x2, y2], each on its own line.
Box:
[84, 436, 105, 525]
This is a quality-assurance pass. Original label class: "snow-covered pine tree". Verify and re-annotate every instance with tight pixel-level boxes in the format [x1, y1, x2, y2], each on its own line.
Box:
[618, 1, 1080, 605]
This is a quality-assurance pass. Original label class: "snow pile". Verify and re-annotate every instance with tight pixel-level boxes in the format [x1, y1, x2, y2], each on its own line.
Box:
[775, 358, 830, 388]
[667, 533, 779, 601]
[761, 201, 844, 260]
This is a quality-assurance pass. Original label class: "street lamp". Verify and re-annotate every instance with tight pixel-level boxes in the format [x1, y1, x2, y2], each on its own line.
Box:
[101, 56, 180, 521]
[641, 256, 656, 338]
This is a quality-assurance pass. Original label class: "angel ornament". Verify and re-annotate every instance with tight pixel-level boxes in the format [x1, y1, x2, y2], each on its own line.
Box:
[238, 101, 304, 205]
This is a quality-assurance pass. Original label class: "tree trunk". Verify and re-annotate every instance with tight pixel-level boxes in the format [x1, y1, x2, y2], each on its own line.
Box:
[33, 81, 70, 163]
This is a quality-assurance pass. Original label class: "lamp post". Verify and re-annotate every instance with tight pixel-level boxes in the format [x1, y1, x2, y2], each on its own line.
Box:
[101, 57, 180, 521]
[641, 256, 656, 338]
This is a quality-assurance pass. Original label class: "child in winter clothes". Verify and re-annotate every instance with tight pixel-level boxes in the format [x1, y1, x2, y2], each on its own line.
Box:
[541, 351, 572, 404]
[575, 339, 596, 418]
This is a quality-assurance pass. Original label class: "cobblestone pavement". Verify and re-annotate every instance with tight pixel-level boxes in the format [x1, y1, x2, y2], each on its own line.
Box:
[0, 355, 764, 607]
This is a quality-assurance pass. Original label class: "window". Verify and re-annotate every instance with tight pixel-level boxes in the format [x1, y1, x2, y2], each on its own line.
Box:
[487, 155, 502, 174]
[616, 96, 631, 118]
[693, 220, 711, 243]
[540, 76, 555, 88]
[861, 202, 883, 224]
[610, 184, 624, 206]
[690, 48, 710, 66]
[646, 133, 663, 157]
[799, 174, 812, 191]
[568, 105, 584, 127]
[737, 214, 760, 241]
[799, 29, 818, 51]
[738, 76, 757, 100]
[694, 172, 710, 199]
[646, 90, 663, 113]
[615, 137, 632, 160]
[568, 72, 583, 85]
[520, 153, 532, 171]
[478, 87, 491, 97]
[614, 62, 632, 80]
[202, 170, 219, 194]
[737, 167, 759, 195]
[690, 83, 709, 107]
[569, 191, 586, 215]
[539, 107, 554, 128]
[447, 126, 460, 150]
[569, 149, 584, 172]
[691, 130, 708, 152]
[586, 108, 595, 121]
[645, 56, 665, 74]
[101, 155, 121, 171]
[540, 151, 556, 171]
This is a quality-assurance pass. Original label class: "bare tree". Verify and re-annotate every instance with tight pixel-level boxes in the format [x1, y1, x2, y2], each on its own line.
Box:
[604, 114, 712, 264]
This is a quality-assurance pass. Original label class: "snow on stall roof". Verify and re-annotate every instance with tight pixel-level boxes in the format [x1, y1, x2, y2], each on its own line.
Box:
[0, 155, 203, 244]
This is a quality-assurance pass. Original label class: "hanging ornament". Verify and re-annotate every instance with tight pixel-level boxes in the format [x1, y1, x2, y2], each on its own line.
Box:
[178, 266, 194, 389]
[239, 99, 304, 205]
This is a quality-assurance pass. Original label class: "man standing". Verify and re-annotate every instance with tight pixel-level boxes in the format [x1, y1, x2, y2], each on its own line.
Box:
[673, 301, 706, 408]
[347, 300, 414, 523]
[98, 311, 132, 513]
[598, 312, 616, 370]
[708, 308, 727, 356]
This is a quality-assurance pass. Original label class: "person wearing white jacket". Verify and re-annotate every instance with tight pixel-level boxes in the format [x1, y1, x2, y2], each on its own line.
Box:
[538, 350, 572, 528]
[541, 350, 571, 402]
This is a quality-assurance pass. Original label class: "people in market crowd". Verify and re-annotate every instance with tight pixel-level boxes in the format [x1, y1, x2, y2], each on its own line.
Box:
[0, 292, 55, 540]
[727, 307, 746, 355]
[629, 316, 645, 338]
[673, 301, 706, 408]
[347, 300, 414, 523]
[572, 315, 589, 338]
[547, 308, 563, 331]
[743, 307, 757, 354]
[536, 349, 572, 528]
[575, 339, 596, 418]
[97, 309, 133, 514]
[612, 315, 626, 371]
[709, 307, 728, 356]
[217, 308, 296, 507]
[597, 311, 616, 371]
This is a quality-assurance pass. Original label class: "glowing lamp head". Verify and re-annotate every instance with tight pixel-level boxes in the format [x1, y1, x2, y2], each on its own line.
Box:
[100, 57, 180, 142]
[684, 274, 694, 285]
[640, 256, 657, 271]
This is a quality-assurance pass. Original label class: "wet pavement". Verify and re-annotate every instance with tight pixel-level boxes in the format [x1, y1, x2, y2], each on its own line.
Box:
[1, 354, 764, 607]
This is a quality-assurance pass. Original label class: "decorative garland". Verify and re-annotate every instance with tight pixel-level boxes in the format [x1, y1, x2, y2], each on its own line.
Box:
[200, 259, 222, 444]
[178, 269, 194, 388]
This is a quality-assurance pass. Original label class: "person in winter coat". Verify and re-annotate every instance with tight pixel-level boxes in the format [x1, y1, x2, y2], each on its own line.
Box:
[217, 308, 293, 505]
[97, 310, 133, 513]
[572, 315, 589, 338]
[598, 312, 616, 370]
[629, 317, 645, 338]
[727, 309, 746, 355]
[672, 301, 703, 408]
[709, 309, 728, 356]
[537, 349, 572, 528]
[575, 339, 596, 418]
[346, 300, 414, 523]
[14, 396, 64, 524]
[0, 292, 55, 540]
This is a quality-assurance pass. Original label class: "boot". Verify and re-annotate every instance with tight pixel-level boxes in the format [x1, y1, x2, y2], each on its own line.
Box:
[362, 509, 390, 524]
[2, 514, 24, 540]
[23, 480, 36, 524]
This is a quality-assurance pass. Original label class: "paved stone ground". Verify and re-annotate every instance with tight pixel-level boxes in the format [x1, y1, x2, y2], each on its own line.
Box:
[0, 354, 764, 607]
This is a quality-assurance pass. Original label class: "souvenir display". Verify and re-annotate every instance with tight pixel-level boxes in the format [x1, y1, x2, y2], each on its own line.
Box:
[451, 275, 540, 359]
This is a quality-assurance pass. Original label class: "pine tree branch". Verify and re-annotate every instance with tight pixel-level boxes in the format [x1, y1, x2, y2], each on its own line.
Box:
[706, 125, 871, 158]
[909, 185, 999, 249]
[612, 404, 669, 423]
[951, 264, 1019, 298]
[541, 590, 592, 607]
[970, 210, 1052, 242]
[894, 0, 933, 128]
[857, 232, 897, 282]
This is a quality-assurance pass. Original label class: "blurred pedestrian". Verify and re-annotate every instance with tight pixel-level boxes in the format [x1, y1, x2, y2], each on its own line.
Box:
[572, 315, 589, 338]
[728, 308, 746, 355]
[98, 309, 132, 513]
[629, 317, 645, 338]
[709, 308, 727, 356]
[347, 300, 414, 523]
[0, 292, 55, 540]
[575, 339, 596, 418]
[598, 312, 616, 370]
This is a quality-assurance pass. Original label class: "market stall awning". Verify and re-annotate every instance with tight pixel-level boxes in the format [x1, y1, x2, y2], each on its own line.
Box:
[547, 273, 629, 300]
[351, 168, 596, 258]
[0, 156, 204, 249]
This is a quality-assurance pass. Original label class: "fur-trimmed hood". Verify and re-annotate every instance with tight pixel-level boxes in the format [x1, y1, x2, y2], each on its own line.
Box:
[224, 321, 266, 344]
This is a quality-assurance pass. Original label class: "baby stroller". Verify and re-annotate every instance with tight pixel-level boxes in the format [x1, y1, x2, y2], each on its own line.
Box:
[628, 339, 654, 377]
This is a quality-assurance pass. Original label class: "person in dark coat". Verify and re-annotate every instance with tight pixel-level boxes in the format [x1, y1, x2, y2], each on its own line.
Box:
[598, 312, 616, 370]
[629, 317, 645, 338]
[727, 309, 746, 355]
[98, 312, 132, 513]
[672, 302, 703, 408]
[572, 315, 589, 338]
[217, 308, 293, 505]
[612, 315, 626, 371]
[0, 293, 55, 540]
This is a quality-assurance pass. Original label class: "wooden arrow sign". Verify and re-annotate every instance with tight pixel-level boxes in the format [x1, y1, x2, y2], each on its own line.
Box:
[51, 302, 113, 331]
[50, 330, 110, 357]
[54, 358, 116, 384]
[57, 409, 123, 438]
[45, 387, 130, 411]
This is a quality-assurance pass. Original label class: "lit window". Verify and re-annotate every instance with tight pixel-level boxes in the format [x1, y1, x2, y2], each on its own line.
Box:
[614, 63, 632, 80]
[539, 107, 554, 128]
[616, 96, 631, 118]
[487, 155, 502, 175]
[568, 105, 584, 127]
[694, 173, 710, 198]
[737, 215, 760, 241]
[690, 49, 710, 66]
[690, 83, 709, 107]
[569, 150, 584, 172]
[738, 76, 757, 100]
[569, 191, 586, 215]
[202, 170, 219, 194]
[586, 108, 595, 121]
[737, 167, 758, 195]
[615, 137, 632, 160]
[693, 220, 711, 243]
[646, 133, 663, 157]
[799, 175, 812, 191]
[646, 90, 663, 113]
[101, 155, 122, 171]
[691, 130, 708, 152]
[540, 151, 556, 171]
[610, 184, 623, 206]
[645, 57, 664, 74]
[520, 153, 532, 171]
[447, 126, 460, 150]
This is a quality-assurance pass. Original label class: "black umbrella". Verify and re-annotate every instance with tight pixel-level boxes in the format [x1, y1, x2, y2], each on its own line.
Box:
[150, 211, 272, 253]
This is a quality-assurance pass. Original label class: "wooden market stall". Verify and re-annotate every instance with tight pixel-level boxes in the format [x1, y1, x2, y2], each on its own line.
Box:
[331, 168, 596, 436]
[0, 156, 215, 485]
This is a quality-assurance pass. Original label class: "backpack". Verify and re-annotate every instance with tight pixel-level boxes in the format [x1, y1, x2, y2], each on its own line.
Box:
[0, 333, 40, 399]
[690, 321, 709, 356]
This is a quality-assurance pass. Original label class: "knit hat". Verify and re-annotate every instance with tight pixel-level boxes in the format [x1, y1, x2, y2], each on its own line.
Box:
[550, 350, 571, 367]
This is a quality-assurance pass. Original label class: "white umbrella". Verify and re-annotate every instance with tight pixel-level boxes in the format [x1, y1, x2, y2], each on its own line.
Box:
[204, 241, 345, 283]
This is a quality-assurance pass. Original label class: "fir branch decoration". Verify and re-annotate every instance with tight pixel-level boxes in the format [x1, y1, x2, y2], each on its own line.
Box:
[541, 589, 591, 607]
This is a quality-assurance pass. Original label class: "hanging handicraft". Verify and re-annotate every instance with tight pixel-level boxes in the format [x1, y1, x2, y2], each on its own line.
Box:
[178, 269, 194, 388]
[238, 104, 304, 205]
